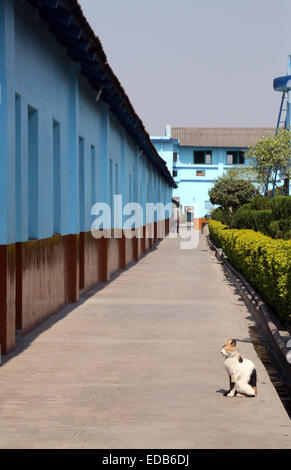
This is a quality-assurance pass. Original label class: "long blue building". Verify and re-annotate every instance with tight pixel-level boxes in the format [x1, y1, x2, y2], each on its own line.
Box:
[152, 126, 275, 224]
[0, 0, 176, 354]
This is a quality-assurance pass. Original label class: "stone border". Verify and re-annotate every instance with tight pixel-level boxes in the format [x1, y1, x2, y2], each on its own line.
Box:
[205, 232, 291, 384]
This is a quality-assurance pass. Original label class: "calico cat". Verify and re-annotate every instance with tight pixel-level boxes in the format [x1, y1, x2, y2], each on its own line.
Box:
[221, 338, 258, 397]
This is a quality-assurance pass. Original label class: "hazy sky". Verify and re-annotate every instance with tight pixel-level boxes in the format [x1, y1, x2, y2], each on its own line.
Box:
[79, 0, 291, 136]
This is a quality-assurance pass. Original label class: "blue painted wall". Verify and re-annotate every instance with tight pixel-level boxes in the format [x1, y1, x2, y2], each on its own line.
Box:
[0, 0, 173, 245]
[151, 137, 250, 218]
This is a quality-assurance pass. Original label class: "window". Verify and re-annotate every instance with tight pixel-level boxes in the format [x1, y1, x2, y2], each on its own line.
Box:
[109, 159, 113, 227]
[196, 170, 205, 177]
[227, 151, 245, 165]
[140, 181, 143, 206]
[28, 106, 39, 239]
[133, 165, 138, 204]
[15, 95, 21, 241]
[79, 137, 85, 232]
[194, 150, 212, 164]
[238, 151, 245, 165]
[205, 153, 212, 164]
[173, 170, 178, 177]
[91, 145, 96, 208]
[79, 138, 85, 289]
[129, 174, 132, 203]
[53, 120, 61, 234]
[194, 151, 204, 164]
[115, 163, 119, 194]
[173, 152, 178, 163]
[115, 163, 120, 226]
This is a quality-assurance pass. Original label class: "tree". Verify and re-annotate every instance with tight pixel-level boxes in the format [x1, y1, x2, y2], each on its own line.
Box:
[225, 165, 267, 193]
[209, 175, 257, 214]
[245, 128, 291, 195]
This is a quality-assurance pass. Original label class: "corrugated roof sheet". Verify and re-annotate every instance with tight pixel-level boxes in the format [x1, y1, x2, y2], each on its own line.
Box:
[171, 127, 276, 148]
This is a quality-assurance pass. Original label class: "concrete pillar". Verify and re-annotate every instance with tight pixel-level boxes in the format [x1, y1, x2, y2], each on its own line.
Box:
[64, 66, 80, 301]
[0, 1, 16, 353]
[101, 103, 109, 220]
[0, 0, 16, 245]
[67, 64, 79, 235]
[134, 149, 140, 260]
[119, 130, 128, 265]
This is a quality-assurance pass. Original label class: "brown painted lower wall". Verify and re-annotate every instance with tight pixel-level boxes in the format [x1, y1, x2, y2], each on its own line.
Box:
[83, 232, 102, 290]
[108, 237, 121, 277]
[125, 236, 134, 266]
[145, 223, 153, 250]
[0, 219, 170, 354]
[20, 236, 67, 335]
[0, 245, 16, 354]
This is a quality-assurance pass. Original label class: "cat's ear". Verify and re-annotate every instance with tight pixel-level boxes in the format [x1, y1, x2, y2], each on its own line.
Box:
[231, 339, 237, 347]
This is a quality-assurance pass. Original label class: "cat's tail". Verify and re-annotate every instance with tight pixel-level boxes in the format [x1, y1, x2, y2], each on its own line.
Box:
[249, 368, 258, 397]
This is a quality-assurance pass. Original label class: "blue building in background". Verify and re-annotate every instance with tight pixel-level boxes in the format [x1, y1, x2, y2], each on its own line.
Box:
[152, 126, 275, 224]
[0, 0, 175, 354]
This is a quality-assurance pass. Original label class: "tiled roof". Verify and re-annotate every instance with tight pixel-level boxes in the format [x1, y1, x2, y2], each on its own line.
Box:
[171, 127, 276, 148]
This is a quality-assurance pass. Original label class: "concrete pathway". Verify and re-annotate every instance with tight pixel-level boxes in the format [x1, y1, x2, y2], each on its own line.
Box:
[0, 229, 290, 449]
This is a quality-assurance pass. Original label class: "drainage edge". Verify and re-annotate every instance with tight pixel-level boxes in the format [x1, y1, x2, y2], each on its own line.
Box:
[205, 234, 291, 385]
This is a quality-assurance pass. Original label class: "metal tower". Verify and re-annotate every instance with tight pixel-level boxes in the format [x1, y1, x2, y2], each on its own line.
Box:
[264, 56, 291, 196]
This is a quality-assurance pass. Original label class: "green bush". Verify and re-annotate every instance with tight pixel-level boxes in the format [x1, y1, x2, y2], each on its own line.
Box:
[231, 204, 252, 229]
[211, 207, 224, 222]
[232, 206, 274, 236]
[271, 196, 291, 220]
[269, 217, 291, 240]
[208, 220, 291, 322]
[250, 195, 272, 211]
[231, 195, 291, 239]
[211, 207, 232, 226]
[251, 210, 274, 234]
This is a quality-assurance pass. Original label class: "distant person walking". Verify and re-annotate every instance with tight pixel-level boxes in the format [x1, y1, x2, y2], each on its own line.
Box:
[172, 205, 180, 234]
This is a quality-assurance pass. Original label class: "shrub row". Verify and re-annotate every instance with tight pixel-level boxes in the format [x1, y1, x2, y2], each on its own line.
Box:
[249, 194, 291, 217]
[232, 205, 273, 236]
[231, 195, 291, 240]
[250, 194, 272, 211]
[269, 217, 291, 240]
[208, 220, 291, 322]
[271, 196, 291, 220]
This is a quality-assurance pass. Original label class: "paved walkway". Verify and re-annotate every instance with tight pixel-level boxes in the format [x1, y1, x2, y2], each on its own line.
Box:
[0, 229, 290, 449]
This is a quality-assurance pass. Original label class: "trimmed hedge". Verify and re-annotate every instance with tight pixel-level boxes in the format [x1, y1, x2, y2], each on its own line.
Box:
[208, 220, 291, 322]
[269, 217, 291, 240]
[231, 195, 291, 240]
[250, 194, 272, 211]
[232, 206, 274, 236]
[271, 196, 291, 220]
